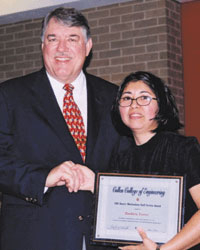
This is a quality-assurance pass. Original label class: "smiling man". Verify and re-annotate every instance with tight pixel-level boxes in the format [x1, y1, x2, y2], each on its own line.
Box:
[41, 16, 92, 84]
[0, 7, 123, 250]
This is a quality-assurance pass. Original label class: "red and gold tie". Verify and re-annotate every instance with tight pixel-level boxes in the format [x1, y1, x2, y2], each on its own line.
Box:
[63, 83, 87, 162]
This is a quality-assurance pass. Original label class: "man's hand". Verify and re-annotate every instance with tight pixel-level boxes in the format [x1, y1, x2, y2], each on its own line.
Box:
[45, 161, 95, 193]
[45, 161, 84, 192]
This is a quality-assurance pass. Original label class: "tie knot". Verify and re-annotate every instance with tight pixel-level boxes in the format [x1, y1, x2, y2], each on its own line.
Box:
[63, 83, 74, 92]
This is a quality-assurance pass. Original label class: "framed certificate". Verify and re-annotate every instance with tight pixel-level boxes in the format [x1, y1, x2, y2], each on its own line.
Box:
[92, 173, 185, 247]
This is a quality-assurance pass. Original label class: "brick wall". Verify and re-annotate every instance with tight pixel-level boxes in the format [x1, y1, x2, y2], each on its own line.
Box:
[0, 0, 184, 124]
[0, 19, 43, 80]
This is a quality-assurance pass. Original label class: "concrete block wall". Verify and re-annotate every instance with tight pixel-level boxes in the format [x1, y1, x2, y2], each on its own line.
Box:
[0, 0, 184, 124]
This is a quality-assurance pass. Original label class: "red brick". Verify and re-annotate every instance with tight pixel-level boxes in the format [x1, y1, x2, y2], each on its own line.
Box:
[99, 49, 120, 59]
[0, 0, 184, 125]
[111, 56, 133, 65]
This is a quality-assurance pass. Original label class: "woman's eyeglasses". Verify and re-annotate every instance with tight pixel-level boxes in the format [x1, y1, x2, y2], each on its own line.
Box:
[119, 95, 157, 107]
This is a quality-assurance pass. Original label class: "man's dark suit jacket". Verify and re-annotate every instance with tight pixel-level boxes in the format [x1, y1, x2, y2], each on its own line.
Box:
[0, 68, 125, 250]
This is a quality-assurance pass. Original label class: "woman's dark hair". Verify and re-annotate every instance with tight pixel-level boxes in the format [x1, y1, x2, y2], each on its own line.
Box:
[41, 7, 91, 42]
[111, 71, 183, 136]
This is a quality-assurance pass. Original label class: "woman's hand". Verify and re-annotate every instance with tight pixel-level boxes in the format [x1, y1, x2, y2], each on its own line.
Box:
[119, 227, 158, 250]
[72, 164, 95, 193]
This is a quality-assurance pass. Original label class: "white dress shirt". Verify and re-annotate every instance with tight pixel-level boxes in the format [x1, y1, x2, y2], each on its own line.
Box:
[46, 70, 88, 133]
[46, 71, 88, 250]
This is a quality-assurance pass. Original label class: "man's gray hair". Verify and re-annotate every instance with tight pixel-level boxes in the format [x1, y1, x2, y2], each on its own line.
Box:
[41, 7, 91, 42]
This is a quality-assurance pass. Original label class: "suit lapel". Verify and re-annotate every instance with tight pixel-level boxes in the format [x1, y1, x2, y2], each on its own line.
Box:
[85, 75, 105, 162]
[29, 70, 106, 163]
[30, 69, 81, 159]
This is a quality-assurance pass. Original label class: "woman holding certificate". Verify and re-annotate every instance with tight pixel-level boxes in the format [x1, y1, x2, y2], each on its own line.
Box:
[110, 71, 200, 250]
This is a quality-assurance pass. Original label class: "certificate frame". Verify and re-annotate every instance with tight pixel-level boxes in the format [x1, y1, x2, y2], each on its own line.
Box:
[92, 172, 185, 247]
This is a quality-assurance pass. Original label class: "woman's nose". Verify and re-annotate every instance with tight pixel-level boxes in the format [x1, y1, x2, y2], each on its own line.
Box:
[130, 98, 139, 108]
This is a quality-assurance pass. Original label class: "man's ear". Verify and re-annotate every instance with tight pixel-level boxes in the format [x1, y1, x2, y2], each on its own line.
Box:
[86, 38, 93, 57]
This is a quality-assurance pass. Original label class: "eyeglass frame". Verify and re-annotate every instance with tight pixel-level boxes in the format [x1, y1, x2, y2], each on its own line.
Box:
[118, 95, 157, 107]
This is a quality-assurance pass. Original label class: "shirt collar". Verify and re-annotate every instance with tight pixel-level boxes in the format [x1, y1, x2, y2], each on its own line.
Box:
[46, 70, 86, 94]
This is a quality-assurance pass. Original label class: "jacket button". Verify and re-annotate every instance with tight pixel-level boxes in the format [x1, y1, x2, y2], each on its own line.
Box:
[78, 215, 84, 221]
[25, 197, 31, 201]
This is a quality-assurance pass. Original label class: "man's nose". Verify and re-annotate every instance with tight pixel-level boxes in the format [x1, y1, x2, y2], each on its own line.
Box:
[57, 40, 68, 51]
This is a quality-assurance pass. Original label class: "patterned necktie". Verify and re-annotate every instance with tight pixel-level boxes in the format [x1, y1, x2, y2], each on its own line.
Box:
[63, 83, 87, 162]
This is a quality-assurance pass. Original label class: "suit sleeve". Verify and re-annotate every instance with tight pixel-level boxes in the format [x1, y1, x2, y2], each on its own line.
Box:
[0, 90, 49, 206]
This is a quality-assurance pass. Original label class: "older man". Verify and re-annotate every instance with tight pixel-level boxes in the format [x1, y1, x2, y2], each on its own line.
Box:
[0, 7, 125, 250]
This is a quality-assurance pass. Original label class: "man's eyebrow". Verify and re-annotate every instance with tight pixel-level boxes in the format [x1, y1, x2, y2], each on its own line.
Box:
[46, 34, 80, 38]
[47, 34, 56, 38]
[69, 34, 80, 38]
